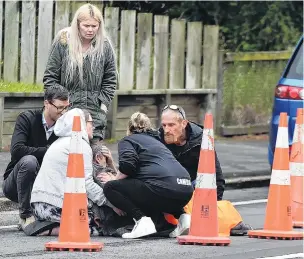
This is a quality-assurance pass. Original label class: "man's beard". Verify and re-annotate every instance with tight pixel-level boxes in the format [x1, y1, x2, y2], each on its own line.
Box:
[164, 134, 177, 144]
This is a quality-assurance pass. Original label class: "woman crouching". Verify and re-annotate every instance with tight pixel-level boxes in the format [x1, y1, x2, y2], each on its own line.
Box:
[103, 112, 194, 239]
[30, 108, 115, 235]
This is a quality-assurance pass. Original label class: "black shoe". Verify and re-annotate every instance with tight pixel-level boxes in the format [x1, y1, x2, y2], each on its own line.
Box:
[230, 222, 253, 236]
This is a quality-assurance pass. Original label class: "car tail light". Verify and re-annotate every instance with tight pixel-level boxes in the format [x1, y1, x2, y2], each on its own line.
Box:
[275, 85, 304, 100]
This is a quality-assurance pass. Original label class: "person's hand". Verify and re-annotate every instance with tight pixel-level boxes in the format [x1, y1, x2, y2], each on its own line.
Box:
[96, 173, 115, 183]
[112, 207, 126, 216]
[102, 146, 114, 165]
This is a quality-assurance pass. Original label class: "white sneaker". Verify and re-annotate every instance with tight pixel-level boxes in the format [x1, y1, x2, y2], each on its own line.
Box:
[20, 216, 36, 231]
[122, 217, 157, 239]
[17, 218, 25, 231]
[169, 213, 191, 238]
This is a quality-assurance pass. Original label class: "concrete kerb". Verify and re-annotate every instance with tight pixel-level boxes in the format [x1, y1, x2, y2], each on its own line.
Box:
[225, 169, 271, 184]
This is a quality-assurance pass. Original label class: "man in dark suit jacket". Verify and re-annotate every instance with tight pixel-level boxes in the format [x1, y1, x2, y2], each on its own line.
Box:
[2, 85, 70, 230]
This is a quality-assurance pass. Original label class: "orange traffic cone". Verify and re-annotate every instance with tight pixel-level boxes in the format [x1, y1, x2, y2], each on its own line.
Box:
[45, 115, 103, 252]
[248, 112, 303, 240]
[290, 108, 304, 228]
[177, 113, 231, 246]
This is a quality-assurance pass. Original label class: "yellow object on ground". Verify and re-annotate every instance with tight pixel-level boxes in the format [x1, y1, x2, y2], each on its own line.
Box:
[165, 197, 242, 236]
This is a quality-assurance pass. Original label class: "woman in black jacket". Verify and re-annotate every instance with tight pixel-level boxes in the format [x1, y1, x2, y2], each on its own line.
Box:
[103, 112, 194, 239]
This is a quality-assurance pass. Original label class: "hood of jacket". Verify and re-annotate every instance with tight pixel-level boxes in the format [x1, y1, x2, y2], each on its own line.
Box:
[54, 108, 89, 142]
[185, 121, 204, 146]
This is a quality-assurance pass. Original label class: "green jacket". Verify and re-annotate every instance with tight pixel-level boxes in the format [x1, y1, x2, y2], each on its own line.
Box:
[43, 30, 117, 139]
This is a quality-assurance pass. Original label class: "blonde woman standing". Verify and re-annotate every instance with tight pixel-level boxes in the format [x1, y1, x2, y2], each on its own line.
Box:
[43, 3, 117, 142]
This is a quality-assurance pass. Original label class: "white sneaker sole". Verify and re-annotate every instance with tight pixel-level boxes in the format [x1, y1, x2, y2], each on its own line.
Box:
[122, 228, 157, 239]
[169, 226, 190, 238]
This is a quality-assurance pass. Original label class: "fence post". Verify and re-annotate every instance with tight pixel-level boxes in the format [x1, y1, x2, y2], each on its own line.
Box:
[136, 13, 153, 90]
[153, 15, 169, 89]
[119, 10, 136, 90]
[216, 50, 225, 135]
[0, 96, 4, 151]
[20, 0, 36, 84]
[202, 25, 219, 89]
[4, 1, 19, 82]
[186, 22, 202, 89]
[54, 0, 70, 34]
[169, 19, 186, 89]
[36, 0, 54, 84]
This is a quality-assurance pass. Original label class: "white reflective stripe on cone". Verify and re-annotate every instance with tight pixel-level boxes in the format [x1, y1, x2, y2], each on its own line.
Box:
[201, 129, 214, 151]
[290, 162, 304, 177]
[292, 124, 304, 144]
[195, 173, 217, 189]
[270, 169, 291, 185]
[65, 177, 86, 193]
[69, 131, 83, 154]
[275, 127, 289, 148]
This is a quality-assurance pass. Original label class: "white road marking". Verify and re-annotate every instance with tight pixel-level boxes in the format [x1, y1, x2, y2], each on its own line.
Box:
[0, 210, 18, 215]
[0, 225, 18, 230]
[254, 253, 304, 259]
[232, 199, 267, 206]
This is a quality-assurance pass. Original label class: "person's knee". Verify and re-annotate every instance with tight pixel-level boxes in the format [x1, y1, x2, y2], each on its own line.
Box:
[103, 180, 118, 198]
[103, 181, 112, 196]
[19, 155, 39, 175]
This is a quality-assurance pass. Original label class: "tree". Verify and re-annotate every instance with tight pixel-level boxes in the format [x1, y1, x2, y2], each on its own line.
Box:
[103, 1, 303, 52]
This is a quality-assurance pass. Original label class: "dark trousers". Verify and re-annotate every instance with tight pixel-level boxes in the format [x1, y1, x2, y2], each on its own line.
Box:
[3, 155, 39, 219]
[103, 178, 191, 221]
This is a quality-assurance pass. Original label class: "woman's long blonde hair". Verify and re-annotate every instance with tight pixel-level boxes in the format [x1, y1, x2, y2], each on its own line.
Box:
[61, 3, 106, 85]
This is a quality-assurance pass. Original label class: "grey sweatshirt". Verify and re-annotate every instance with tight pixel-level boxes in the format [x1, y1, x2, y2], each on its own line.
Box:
[31, 108, 109, 208]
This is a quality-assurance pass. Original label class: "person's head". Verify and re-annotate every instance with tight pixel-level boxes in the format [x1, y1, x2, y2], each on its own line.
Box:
[72, 3, 103, 43]
[66, 3, 106, 84]
[54, 108, 91, 141]
[44, 85, 70, 122]
[82, 109, 94, 140]
[161, 105, 188, 145]
[127, 112, 153, 136]
[91, 143, 107, 167]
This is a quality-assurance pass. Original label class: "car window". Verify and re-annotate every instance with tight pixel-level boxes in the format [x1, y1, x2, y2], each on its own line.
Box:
[285, 40, 303, 80]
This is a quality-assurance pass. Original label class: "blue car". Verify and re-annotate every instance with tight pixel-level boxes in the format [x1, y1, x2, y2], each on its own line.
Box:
[268, 36, 304, 166]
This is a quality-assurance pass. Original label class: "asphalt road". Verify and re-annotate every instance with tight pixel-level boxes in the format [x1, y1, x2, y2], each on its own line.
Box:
[1, 187, 303, 259]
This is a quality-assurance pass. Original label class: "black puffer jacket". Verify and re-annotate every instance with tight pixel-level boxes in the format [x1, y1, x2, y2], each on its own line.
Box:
[159, 121, 225, 200]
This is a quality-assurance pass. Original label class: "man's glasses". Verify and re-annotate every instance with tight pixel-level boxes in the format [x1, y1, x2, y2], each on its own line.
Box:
[162, 105, 186, 119]
[50, 102, 72, 113]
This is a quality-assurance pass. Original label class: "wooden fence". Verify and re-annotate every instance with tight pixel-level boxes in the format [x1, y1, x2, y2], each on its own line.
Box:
[0, 0, 219, 92]
[0, 1, 292, 148]
[0, 0, 222, 146]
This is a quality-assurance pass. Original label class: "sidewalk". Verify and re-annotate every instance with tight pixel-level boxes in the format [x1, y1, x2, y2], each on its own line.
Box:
[0, 139, 270, 209]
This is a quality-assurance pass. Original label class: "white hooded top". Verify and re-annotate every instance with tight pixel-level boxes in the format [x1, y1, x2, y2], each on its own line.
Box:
[31, 108, 109, 208]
